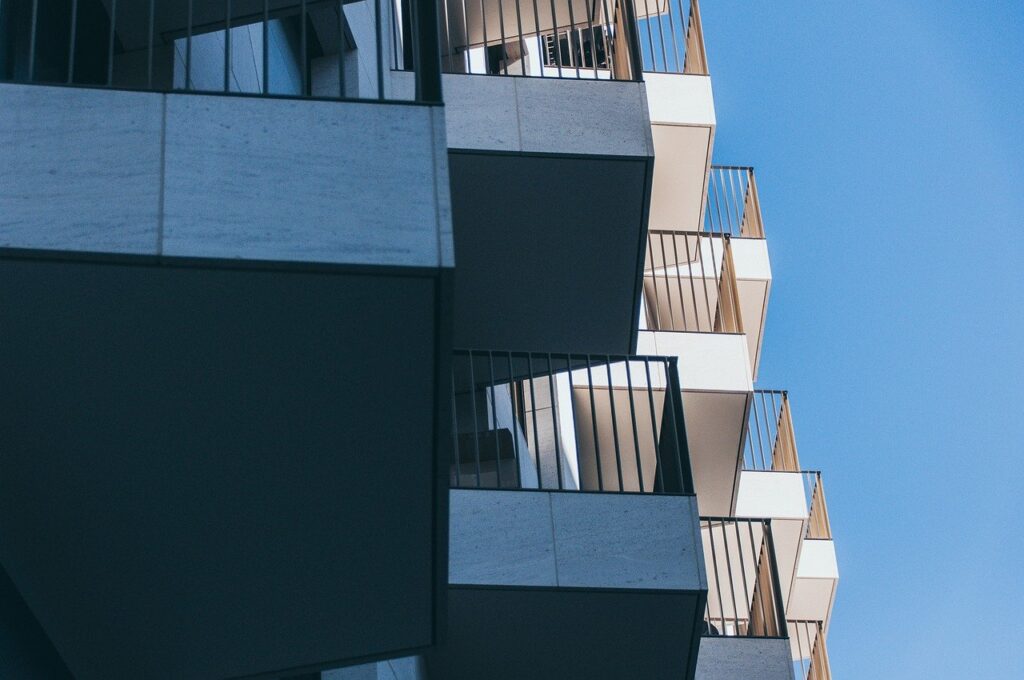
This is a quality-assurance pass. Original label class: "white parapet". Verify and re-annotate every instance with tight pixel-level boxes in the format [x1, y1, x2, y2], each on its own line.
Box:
[789, 540, 839, 628]
[644, 73, 716, 233]
[639, 330, 753, 394]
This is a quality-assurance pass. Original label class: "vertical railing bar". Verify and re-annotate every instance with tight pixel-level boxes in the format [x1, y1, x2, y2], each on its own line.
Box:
[639, 0, 656, 73]
[794, 618, 808, 679]
[604, 357, 625, 492]
[147, 0, 154, 88]
[565, 353, 584, 486]
[598, 0, 615, 76]
[338, 1, 347, 97]
[28, 0, 38, 81]
[373, 0, 384, 96]
[769, 390, 781, 468]
[486, 351, 504, 489]
[747, 520, 771, 633]
[751, 390, 768, 469]
[652, 0, 667, 71]
[450, 371, 462, 487]
[262, 0, 268, 94]
[664, 358, 687, 492]
[584, 358, 604, 490]
[545, 353, 564, 489]
[658, 233, 677, 330]
[623, 359, 644, 492]
[496, 0, 508, 75]
[643, 359, 664, 491]
[683, 233, 702, 332]
[67, 0, 78, 84]
[462, 0, 472, 73]
[224, 0, 232, 93]
[530, 0, 543, 77]
[646, 236, 663, 330]
[526, 354, 545, 488]
[505, 353, 523, 487]
[668, 233, 690, 330]
[467, 353, 483, 487]
[695, 234, 715, 331]
[732, 520, 753, 635]
[547, 0, 562, 77]
[664, 0, 681, 72]
[707, 232, 725, 331]
[107, 0, 118, 86]
[729, 167, 745, 236]
[764, 520, 790, 638]
[706, 519, 727, 634]
[760, 390, 775, 463]
[712, 168, 727, 235]
[719, 520, 741, 635]
[480, 0, 489, 74]
[565, 0, 579, 77]
[513, 0, 527, 77]
[582, 0, 598, 78]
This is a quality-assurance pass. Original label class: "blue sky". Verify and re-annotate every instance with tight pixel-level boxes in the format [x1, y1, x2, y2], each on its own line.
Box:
[699, 1, 1024, 676]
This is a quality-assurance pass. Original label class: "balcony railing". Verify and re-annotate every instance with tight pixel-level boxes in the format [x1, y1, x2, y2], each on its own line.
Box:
[642, 230, 743, 334]
[704, 166, 765, 238]
[701, 517, 788, 638]
[438, 0, 643, 79]
[450, 350, 694, 494]
[634, 0, 705, 75]
[803, 471, 832, 540]
[790, 620, 832, 680]
[743, 389, 800, 472]
[0, 0, 442, 102]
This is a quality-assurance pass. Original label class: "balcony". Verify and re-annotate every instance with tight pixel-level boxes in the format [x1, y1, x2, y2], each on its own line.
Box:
[695, 517, 794, 680]
[733, 392, 839, 630]
[434, 350, 707, 679]
[0, 3, 451, 678]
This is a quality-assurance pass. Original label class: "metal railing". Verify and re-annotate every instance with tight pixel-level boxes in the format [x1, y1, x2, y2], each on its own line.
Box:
[450, 350, 694, 494]
[803, 471, 832, 540]
[704, 166, 765, 238]
[701, 517, 788, 638]
[633, 0, 705, 74]
[0, 0, 442, 102]
[790, 620, 832, 680]
[642, 230, 743, 334]
[437, 0, 643, 79]
[743, 389, 800, 472]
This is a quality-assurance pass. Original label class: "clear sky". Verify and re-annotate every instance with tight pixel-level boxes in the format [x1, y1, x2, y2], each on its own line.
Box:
[698, 1, 1024, 677]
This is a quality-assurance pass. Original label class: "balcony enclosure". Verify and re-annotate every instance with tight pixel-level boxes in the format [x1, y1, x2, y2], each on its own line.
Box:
[439, 350, 706, 679]
[695, 517, 794, 680]
[789, 619, 832, 680]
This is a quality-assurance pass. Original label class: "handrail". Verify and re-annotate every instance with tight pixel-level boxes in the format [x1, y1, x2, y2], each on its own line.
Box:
[0, 0, 440, 103]
[642, 230, 743, 334]
[705, 166, 765, 238]
[701, 517, 788, 639]
[450, 350, 694, 494]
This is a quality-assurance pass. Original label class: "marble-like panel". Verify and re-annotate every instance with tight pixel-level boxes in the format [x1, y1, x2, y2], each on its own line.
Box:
[515, 78, 652, 157]
[0, 84, 162, 254]
[550, 492, 703, 589]
[448, 489, 557, 586]
[162, 94, 442, 267]
[695, 637, 795, 680]
[442, 74, 519, 151]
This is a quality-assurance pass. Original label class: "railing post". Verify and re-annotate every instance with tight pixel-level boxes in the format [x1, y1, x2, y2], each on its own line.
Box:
[663, 357, 694, 493]
[620, 0, 645, 81]
[762, 519, 790, 639]
[412, 0, 443, 102]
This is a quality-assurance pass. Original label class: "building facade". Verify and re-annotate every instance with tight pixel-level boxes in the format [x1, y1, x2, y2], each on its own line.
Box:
[0, 0, 836, 678]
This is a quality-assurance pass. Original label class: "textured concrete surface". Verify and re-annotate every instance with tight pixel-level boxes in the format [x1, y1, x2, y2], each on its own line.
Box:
[695, 637, 795, 680]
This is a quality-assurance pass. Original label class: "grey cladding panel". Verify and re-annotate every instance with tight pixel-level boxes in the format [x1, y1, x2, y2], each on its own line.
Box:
[0, 257, 441, 679]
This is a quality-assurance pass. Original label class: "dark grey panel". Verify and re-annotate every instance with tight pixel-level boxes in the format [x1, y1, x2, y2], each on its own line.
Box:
[449, 151, 652, 355]
[0, 256, 443, 679]
[0, 564, 72, 679]
[429, 586, 703, 680]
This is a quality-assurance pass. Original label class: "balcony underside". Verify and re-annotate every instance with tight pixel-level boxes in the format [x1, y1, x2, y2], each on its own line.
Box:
[682, 390, 747, 517]
[449, 150, 652, 354]
[431, 586, 704, 680]
[0, 254, 448, 679]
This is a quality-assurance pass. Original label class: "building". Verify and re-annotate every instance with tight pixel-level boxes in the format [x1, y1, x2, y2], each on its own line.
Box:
[0, 0, 836, 678]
